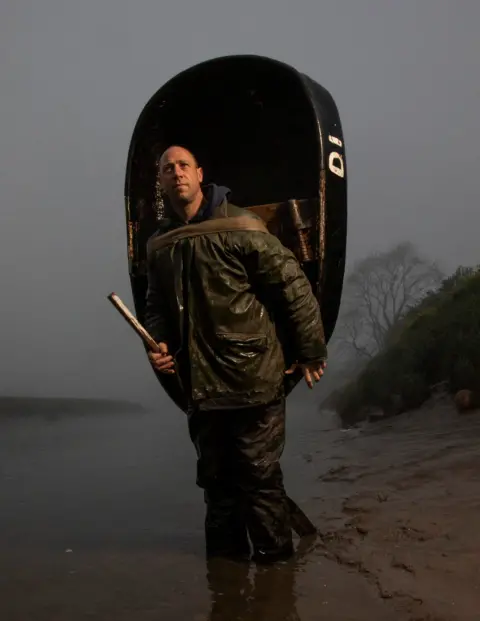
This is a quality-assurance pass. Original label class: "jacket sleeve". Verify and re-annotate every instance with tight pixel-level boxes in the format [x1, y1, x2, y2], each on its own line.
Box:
[235, 230, 328, 364]
[143, 250, 168, 345]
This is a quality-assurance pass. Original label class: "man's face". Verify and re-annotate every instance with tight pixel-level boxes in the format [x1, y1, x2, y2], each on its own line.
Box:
[158, 146, 203, 205]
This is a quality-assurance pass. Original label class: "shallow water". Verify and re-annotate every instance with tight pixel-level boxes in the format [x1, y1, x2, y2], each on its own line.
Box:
[2, 391, 479, 619]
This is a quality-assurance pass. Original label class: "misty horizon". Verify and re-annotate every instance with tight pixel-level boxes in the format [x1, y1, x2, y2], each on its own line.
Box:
[1, 1, 479, 403]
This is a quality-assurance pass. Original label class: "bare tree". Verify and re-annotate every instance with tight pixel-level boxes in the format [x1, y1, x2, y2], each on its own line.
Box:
[334, 242, 444, 359]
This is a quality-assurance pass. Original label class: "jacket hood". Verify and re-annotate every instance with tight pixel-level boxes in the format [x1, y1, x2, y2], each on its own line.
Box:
[153, 183, 231, 233]
[189, 183, 231, 223]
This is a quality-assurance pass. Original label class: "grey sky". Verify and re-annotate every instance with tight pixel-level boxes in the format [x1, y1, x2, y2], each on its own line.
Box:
[1, 0, 479, 403]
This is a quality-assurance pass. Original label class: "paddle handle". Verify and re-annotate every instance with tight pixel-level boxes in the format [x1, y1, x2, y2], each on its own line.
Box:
[107, 292, 159, 352]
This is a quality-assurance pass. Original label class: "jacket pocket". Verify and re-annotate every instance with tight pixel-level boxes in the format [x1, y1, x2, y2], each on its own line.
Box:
[214, 332, 268, 354]
[191, 331, 279, 401]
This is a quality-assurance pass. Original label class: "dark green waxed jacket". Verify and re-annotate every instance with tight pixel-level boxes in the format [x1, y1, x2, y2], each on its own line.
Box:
[144, 196, 327, 411]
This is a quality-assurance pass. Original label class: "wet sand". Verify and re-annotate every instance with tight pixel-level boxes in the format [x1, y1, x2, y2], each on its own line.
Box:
[313, 396, 480, 620]
[1, 394, 479, 619]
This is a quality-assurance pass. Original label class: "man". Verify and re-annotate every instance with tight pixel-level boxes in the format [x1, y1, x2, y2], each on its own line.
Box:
[144, 145, 327, 563]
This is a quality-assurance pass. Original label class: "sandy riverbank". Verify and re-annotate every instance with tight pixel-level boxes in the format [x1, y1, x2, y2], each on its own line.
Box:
[314, 396, 480, 620]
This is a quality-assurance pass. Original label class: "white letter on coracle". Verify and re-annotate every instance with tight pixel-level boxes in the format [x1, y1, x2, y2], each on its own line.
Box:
[328, 152, 345, 178]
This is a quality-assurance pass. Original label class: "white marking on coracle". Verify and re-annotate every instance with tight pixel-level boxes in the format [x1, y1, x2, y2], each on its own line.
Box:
[328, 135, 343, 147]
[328, 152, 345, 178]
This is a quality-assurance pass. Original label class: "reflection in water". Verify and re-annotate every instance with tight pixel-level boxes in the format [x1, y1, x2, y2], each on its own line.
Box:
[205, 538, 316, 621]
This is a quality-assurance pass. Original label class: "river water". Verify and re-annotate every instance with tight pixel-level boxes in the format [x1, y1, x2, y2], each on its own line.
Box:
[1, 389, 479, 620]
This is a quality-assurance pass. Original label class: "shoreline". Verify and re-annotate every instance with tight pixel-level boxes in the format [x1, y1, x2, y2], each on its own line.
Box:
[1, 395, 479, 619]
[0, 395, 146, 416]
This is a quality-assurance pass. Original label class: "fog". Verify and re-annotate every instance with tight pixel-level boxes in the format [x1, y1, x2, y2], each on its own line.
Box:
[1, 0, 479, 403]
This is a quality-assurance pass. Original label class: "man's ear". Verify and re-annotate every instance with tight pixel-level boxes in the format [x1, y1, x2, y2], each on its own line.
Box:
[197, 167, 204, 183]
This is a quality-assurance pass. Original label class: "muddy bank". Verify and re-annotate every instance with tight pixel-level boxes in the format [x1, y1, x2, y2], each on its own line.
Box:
[313, 397, 480, 620]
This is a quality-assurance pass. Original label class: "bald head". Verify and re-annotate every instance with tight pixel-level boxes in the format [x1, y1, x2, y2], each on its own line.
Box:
[158, 145, 204, 219]
[159, 145, 199, 169]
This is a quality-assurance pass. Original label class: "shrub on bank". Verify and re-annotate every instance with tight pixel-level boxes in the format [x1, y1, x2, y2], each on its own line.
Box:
[335, 268, 480, 425]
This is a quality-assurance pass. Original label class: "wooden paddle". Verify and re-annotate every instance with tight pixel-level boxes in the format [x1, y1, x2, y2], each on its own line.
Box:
[107, 292, 317, 538]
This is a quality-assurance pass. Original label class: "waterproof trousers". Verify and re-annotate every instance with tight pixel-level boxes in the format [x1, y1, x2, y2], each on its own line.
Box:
[187, 396, 294, 562]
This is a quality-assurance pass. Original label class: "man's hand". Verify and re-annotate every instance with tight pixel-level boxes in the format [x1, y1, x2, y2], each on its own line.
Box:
[148, 342, 175, 374]
[285, 360, 326, 389]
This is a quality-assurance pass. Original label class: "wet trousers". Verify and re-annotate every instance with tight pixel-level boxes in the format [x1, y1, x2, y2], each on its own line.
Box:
[187, 397, 294, 562]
